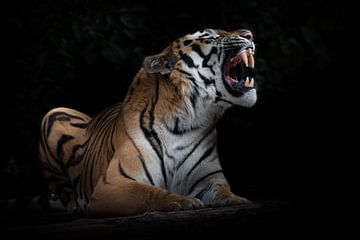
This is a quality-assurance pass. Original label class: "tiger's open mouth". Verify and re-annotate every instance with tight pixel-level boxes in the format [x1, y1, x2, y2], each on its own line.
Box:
[223, 48, 255, 96]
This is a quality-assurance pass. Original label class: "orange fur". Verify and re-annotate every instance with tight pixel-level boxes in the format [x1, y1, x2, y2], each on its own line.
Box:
[39, 29, 255, 216]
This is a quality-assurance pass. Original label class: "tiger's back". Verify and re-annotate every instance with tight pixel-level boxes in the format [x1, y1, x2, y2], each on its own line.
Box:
[39, 104, 121, 212]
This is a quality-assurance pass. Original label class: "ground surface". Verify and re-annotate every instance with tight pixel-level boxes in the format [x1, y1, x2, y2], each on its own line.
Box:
[3, 194, 359, 239]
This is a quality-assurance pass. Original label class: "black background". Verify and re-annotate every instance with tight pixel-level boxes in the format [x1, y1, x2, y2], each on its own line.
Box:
[2, 0, 359, 229]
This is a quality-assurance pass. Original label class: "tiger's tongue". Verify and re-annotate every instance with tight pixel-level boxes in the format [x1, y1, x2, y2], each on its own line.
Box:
[229, 67, 237, 82]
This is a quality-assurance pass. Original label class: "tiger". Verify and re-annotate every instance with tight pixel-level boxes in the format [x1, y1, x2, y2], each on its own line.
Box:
[39, 28, 257, 217]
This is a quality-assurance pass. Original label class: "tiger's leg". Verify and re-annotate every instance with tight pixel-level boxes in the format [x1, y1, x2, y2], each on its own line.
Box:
[87, 158, 204, 217]
[188, 171, 252, 207]
[39, 107, 91, 213]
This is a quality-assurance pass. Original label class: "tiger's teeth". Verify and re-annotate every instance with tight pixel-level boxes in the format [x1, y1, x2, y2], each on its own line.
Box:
[247, 48, 254, 56]
[248, 54, 255, 68]
[244, 77, 251, 87]
[249, 78, 254, 87]
[240, 52, 248, 67]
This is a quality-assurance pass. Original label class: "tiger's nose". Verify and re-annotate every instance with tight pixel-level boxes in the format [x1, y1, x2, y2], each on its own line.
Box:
[237, 29, 253, 41]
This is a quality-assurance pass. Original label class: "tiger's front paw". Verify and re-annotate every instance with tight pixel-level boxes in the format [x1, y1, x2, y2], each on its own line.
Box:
[214, 194, 254, 207]
[165, 195, 204, 211]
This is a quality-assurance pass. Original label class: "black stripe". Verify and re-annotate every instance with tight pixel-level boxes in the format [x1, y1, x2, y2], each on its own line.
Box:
[198, 33, 210, 38]
[87, 115, 115, 192]
[47, 112, 85, 137]
[149, 77, 159, 127]
[175, 69, 199, 88]
[181, 53, 197, 68]
[56, 135, 74, 159]
[198, 72, 215, 85]
[176, 68, 193, 77]
[187, 144, 216, 177]
[191, 44, 205, 58]
[79, 104, 120, 199]
[183, 40, 192, 46]
[151, 78, 167, 186]
[174, 118, 179, 132]
[176, 144, 190, 151]
[188, 76, 198, 87]
[66, 144, 83, 167]
[86, 103, 120, 132]
[66, 139, 89, 167]
[165, 147, 176, 161]
[126, 131, 155, 185]
[70, 123, 88, 128]
[192, 44, 217, 75]
[176, 126, 216, 170]
[218, 45, 222, 62]
[41, 122, 65, 174]
[109, 118, 117, 153]
[118, 162, 136, 181]
[203, 47, 217, 75]
[188, 170, 223, 194]
[139, 77, 167, 187]
[164, 117, 200, 135]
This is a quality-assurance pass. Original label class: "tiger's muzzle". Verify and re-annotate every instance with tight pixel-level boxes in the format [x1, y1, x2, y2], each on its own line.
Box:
[221, 38, 256, 97]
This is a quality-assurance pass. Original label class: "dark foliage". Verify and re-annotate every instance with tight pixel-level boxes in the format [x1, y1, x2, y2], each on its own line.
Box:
[1, 0, 359, 203]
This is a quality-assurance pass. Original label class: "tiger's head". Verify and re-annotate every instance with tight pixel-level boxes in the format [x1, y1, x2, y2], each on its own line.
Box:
[143, 28, 257, 108]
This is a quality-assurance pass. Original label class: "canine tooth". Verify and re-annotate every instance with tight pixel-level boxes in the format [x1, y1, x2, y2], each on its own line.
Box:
[249, 54, 255, 68]
[240, 52, 248, 67]
[249, 78, 254, 87]
[247, 48, 254, 55]
[244, 77, 250, 87]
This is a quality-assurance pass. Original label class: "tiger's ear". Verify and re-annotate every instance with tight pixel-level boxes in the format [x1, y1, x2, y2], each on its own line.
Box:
[143, 49, 177, 74]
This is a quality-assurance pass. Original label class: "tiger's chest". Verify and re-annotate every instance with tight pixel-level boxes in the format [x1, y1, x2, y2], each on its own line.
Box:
[157, 127, 221, 195]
